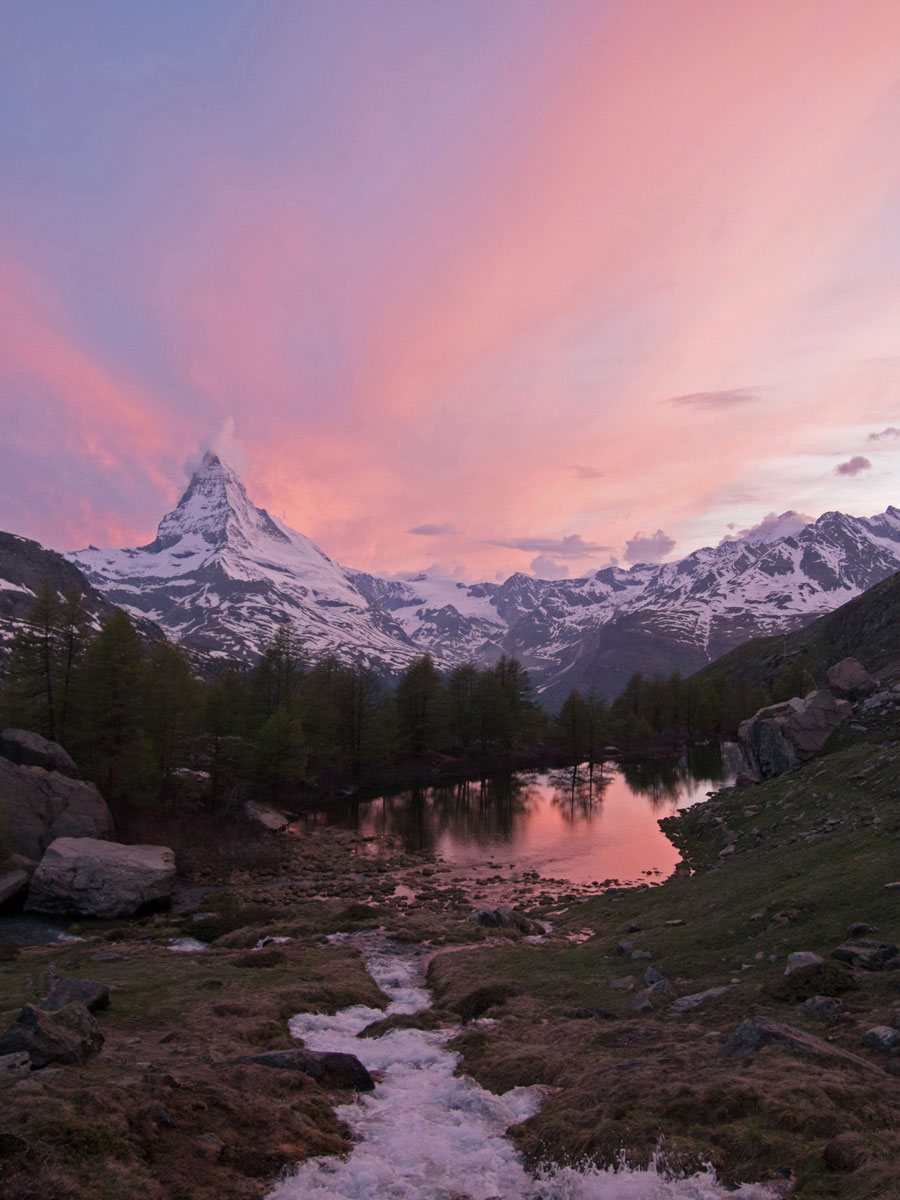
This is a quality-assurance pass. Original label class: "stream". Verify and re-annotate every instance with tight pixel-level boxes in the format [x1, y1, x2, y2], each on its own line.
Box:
[267, 934, 777, 1200]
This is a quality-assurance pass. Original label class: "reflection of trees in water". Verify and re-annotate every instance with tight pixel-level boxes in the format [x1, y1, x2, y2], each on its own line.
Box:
[548, 763, 612, 821]
[620, 742, 732, 809]
[362, 774, 536, 854]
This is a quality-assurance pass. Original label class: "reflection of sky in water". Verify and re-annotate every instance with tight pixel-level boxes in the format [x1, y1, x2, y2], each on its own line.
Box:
[350, 745, 739, 886]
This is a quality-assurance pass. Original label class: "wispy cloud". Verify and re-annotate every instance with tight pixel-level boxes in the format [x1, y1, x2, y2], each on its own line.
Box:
[835, 455, 872, 477]
[666, 388, 760, 410]
[623, 529, 675, 564]
[867, 427, 900, 442]
[530, 553, 569, 579]
[408, 522, 457, 536]
[490, 533, 610, 557]
[571, 464, 604, 479]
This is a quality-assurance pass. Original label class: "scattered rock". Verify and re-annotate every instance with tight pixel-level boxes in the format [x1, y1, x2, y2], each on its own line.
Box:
[630, 949, 651, 961]
[846, 922, 872, 938]
[194, 1132, 225, 1162]
[470, 907, 542, 934]
[616, 939, 634, 956]
[668, 987, 731, 1015]
[822, 1132, 870, 1171]
[825, 658, 877, 700]
[631, 989, 655, 1014]
[0, 729, 78, 775]
[738, 690, 852, 779]
[610, 976, 636, 991]
[644, 967, 674, 996]
[0, 760, 113, 861]
[90, 951, 125, 963]
[802, 995, 843, 1025]
[626, 922, 641, 933]
[243, 799, 290, 831]
[785, 951, 825, 976]
[0, 1002, 103, 1068]
[25, 837, 176, 918]
[563, 1008, 616, 1021]
[832, 940, 900, 971]
[717, 1016, 871, 1068]
[664, 919, 684, 927]
[42, 977, 110, 1013]
[860, 1026, 900, 1051]
[234, 1048, 374, 1091]
[0, 1051, 30, 1086]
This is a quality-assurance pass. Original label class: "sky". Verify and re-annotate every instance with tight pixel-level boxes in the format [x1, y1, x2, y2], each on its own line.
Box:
[2, 0, 900, 582]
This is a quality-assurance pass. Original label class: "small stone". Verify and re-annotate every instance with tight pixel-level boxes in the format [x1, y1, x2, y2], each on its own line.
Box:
[664, 919, 684, 927]
[631, 989, 655, 1014]
[626, 922, 641, 933]
[668, 987, 731, 1015]
[802, 995, 843, 1025]
[846, 922, 871, 938]
[616, 939, 633, 956]
[194, 1132, 224, 1161]
[610, 976, 636, 991]
[885, 882, 900, 890]
[861, 1026, 900, 1052]
[630, 949, 651, 961]
[785, 952, 825, 976]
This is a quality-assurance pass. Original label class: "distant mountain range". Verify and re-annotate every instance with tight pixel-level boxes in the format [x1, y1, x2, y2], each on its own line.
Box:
[2, 452, 898, 704]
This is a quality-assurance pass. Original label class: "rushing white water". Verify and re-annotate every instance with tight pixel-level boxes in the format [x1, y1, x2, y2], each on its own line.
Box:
[267, 935, 776, 1200]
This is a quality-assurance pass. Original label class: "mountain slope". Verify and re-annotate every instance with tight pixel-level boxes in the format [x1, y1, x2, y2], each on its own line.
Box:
[65, 456, 900, 700]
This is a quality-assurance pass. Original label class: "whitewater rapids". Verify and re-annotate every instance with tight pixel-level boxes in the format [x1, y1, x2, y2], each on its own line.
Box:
[267, 934, 776, 1200]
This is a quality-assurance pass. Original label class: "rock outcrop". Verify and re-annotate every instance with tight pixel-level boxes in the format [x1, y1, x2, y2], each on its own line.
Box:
[0, 729, 79, 775]
[25, 837, 176, 918]
[0, 759, 113, 861]
[738, 690, 851, 778]
[825, 657, 877, 699]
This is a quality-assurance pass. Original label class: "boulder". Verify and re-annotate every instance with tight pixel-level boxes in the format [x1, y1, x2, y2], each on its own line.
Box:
[825, 658, 877, 700]
[738, 690, 852, 779]
[861, 1026, 900, 1052]
[470, 907, 542, 935]
[0, 729, 78, 775]
[42, 977, 111, 1013]
[25, 837, 176, 918]
[832, 940, 900, 971]
[667, 986, 731, 1015]
[0, 759, 113, 861]
[0, 1051, 31, 1086]
[803, 995, 843, 1025]
[0, 852, 35, 905]
[785, 951, 825, 976]
[234, 1048, 374, 1091]
[717, 1016, 873, 1071]
[0, 1002, 103, 1068]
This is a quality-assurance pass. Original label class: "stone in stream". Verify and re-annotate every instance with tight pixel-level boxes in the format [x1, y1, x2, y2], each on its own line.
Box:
[234, 1048, 374, 1091]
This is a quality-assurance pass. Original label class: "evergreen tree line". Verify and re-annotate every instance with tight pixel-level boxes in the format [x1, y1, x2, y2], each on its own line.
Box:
[1, 586, 809, 812]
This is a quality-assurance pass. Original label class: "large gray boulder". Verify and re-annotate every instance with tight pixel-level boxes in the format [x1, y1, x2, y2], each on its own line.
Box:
[0, 759, 113, 861]
[738, 690, 851, 778]
[825, 658, 877, 700]
[0, 729, 78, 775]
[25, 837, 176, 918]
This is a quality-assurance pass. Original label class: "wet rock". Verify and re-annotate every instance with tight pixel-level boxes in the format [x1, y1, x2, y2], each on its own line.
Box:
[738, 690, 852, 779]
[802, 995, 843, 1025]
[0, 729, 78, 775]
[860, 1026, 900, 1051]
[25, 836, 175, 918]
[0, 760, 113, 861]
[0, 1002, 103, 1068]
[234, 1048, 374, 1091]
[823, 1132, 870, 1171]
[825, 658, 877, 700]
[42, 977, 110, 1013]
[832, 940, 900, 971]
[668, 987, 731, 1015]
[785, 951, 825, 976]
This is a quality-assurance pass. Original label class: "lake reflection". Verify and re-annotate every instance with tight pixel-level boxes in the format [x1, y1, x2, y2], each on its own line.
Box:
[343, 744, 740, 887]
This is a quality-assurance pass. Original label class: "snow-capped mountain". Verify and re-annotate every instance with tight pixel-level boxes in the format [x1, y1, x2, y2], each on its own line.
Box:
[66, 454, 900, 703]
